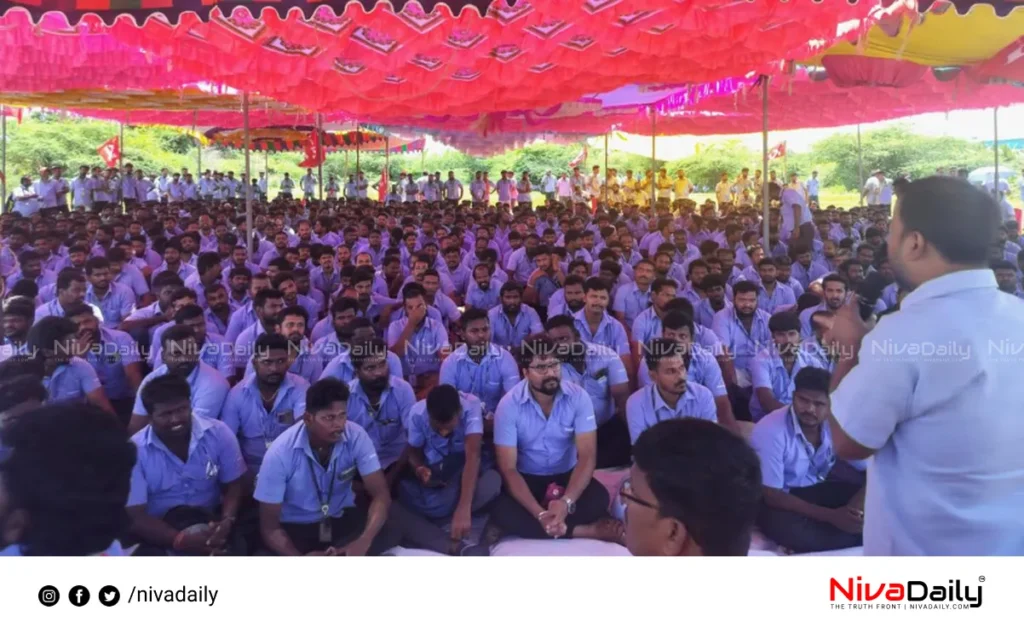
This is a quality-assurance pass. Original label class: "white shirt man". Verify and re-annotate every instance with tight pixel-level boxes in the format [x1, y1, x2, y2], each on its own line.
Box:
[200, 174, 216, 198]
[556, 175, 573, 200]
[34, 175, 59, 209]
[258, 174, 269, 196]
[863, 172, 883, 205]
[12, 181, 39, 216]
[542, 172, 557, 196]
[806, 172, 820, 200]
[301, 172, 317, 197]
[71, 173, 92, 208]
[280, 176, 295, 196]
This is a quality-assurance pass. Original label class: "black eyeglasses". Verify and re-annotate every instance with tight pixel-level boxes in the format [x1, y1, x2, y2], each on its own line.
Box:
[619, 477, 658, 511]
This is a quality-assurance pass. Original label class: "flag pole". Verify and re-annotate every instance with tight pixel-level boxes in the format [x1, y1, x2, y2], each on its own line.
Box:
[603, 132, 609, 205]
[993, 106, 1000, 200]
[119, 120, 125, 171]
[761, 75, 770, 248]
[857, 123, 864, 205]
[243, 91, 253, 259]
[316, 113, 324, 201]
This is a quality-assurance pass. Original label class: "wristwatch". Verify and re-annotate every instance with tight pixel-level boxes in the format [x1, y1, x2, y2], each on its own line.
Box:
[564, 497, 576, 515]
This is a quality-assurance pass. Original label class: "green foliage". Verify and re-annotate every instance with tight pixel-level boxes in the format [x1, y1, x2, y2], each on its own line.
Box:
[2, 116, 1017, 200]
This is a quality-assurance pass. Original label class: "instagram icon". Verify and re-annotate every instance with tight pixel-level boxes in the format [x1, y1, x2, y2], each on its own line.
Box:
[37, 586, 60, 607]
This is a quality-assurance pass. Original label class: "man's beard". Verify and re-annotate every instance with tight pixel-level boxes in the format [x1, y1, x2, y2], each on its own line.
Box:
[503, 304, 521, 317]
[362, 375, 389, 393]
[566, 300, 584, 312]
[478, 283, 490, 292]
[735, 306, 755, 318]
[535, 377, 560, 395]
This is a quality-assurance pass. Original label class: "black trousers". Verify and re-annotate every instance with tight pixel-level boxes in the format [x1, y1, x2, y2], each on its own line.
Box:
[596, 415, 632, 469]
[111, 398, 135, 427]
[757, 480, 863, 554]
[489, 471, 609, 540]
[278, 504, 401, 555]
[727, 384, 753, 422]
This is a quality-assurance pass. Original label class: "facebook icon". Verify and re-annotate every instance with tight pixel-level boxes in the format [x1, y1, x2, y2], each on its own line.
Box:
[69, 585, 90, 607]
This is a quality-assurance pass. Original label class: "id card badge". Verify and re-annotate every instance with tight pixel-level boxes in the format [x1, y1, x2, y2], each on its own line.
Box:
[318, 511, 333, 544]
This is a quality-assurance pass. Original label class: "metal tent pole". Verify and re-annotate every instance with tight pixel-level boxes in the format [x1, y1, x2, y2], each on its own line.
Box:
[761, 76, 770, 248]
[857, 124, 864, 205]
[355, 124, 361, 175]
[194, 111, 202, 175]
[119, 121, 125, 171]
[316, 113, 324, 200]
[603, 133, 609, 204]
[650, 110, 656, 208]
[243, 92, 253, 258]
[1, 106, 6, 211]
[384, 137, 390, 202]
[993, 107, 1000, 199]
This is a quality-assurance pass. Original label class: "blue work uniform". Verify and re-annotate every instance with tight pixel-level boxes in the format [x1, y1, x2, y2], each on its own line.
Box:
[749, 347, 827, 421]
[221, 373, 310, 470]
[625, 383, 718, 445]
[43, 357, 103, 404]
[612, 282, 652, 329]
[572, 309, 630, 355]
[133, 361, 230, 420]
[346, 376, 416, 469]
[559, 342, 627, 425]
[438, 343, 520, 414]
[385, 316, 449, 378]
[487, 304, 543, 348]
[85, 327, 142, 400]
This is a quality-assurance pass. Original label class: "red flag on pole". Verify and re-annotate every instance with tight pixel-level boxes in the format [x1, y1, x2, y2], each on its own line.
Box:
[767, 142, 787, 160]
[569, 145, 588, 168]
[378, 170, 389, 201]
[298, 132, 324, 168]
[97, 137, 121, 168]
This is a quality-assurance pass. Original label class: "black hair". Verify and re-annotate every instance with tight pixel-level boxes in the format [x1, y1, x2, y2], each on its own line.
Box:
[152, 270, 185, 290]
[196, 252, 221, 276]
[253, 288, 284, 310]
[767, 311, 800, 334]
[582, 277, 610, 294]
[632, 418, 761, 556]
[461, 307, 489, 326]
[699, 273, 725, 292]
[63, 304, 95, 320]
[732, 280, 758, 297]
[227, 266, 253, 281]
[499, 281, 524, 298]
[897, 176, 999, 265]
[793, 366, 831, 394]
[821, 273, 848, 291]
[254, 332, 290, 357]
[651, 278, 678, 294]
[169, 287, 198, 303]
[516, 333, 558, 370]
[0, 403, 136, 555]
[140, 373, 191, 415]
[661, 311, 694, 337]
[330, 297, 359, 317]
[543, 314, 577, 333]
[2, 297, 35, 321]
[26, 316, 76, 356]
[796, 292, 823, 313]
[562, 274, 585, 289]
[425, 384, 462, 423]
[173, 304, 205, 324]
[757, 257, 776, 270]
[350, 337, 388, 370]
[644, 338, 685, 371]
[279, 304, 309, 324]
[56, 268, 86, 292]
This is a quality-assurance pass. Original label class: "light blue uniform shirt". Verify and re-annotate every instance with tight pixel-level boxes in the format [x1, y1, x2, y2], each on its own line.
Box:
[222, 373, 309, 470]
[444, 265, 473, 296]
[640, 347, 727, 398]
[625, 383, 718, 445]
[438, 343, 521, 413]
[43, 357, 102, 403]
[830, 269, 1024, 556]
[132, 361, 230, 420]
[757, 282, 797, 314]
[572, 309, 629, 355]
[224, 304, 258, 343]
[612, 282, 651, 329]
[86, 282, 136, 325]
[385, 316, 449, 377]
[494, 379, 597, 476]
[254, 421, 380, 524]
[712, 306, 772, 374]
[346, 376, 416, 469]
[750, 406, 836, 492]
[749, 347, 827, 421]
[560, 342, 627, 425]
[127, 415, 246, 517]
[630, 306, 665, 344]
[151, 327, 234, 379]
[488, 304, 543, 348]
[320, 349, 404, 384]
[85, 328, 141, 400]
[694, 298, 729, 329]
[465, 281, 502, 311]
[240, 340, 322, 384]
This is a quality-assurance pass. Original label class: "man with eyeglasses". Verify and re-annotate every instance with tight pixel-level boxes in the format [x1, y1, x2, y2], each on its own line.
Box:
[467, 334, 623, 555]
[623, 418, 761, 556]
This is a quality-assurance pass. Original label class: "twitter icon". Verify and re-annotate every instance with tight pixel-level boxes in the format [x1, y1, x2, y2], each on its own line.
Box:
[98, 586, 120, 607]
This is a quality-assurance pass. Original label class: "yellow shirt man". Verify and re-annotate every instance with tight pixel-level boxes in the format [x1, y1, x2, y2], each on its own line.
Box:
[656, 170, 673, 200]
[673, 172, 692, 200]
[623, 174, 638, 205]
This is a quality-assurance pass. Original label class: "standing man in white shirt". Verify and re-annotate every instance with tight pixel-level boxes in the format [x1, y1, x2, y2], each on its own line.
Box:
[828, 177, 1024, 555]
[120, 163, 138, 209]
[301, 169, 317, 201]
[34, 169, 59, 213]
[258, 172, 269, 202]
[541, 170, 557, 202]
[71, 165, 92, 210]
[12, 177, 39, 217]
[444, 171, 463, 202]
[280, 173, 295, 200]
[51, 166, 69, 212]
[806, 170, 820, 207]
[862, 170, 883, 205]
[199, 170, 215, 201]
[556, 172, 573, 205]
[356, 171, 369, 199]
[157, 168, 171, 203]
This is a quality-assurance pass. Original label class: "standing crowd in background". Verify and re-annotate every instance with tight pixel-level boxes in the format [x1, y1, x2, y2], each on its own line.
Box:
[0, 159, 1022, 558]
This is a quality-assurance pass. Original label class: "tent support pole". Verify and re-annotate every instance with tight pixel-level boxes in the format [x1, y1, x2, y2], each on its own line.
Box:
[650, 110, 656, 208]
[857, 124, 864, 205]
[1, 105, 6, 211]
[316, 113, 324, 201]
[761, 76, 769, 248]
[355, 123, 361, 175]
[993, 107, 1000, 199]
[603, 133, 609, 204]
[243, 91, 253, 258]
[194, 111, 202, 176]
[384, 137, 390, 202]
[119, 121, 125, 171]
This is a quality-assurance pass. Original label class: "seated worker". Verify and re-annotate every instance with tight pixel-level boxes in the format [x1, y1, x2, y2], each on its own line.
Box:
[150, 304, 234, 379]
[386, 283, 448, 396]
[545, 315, 630, 469]
[0, 402, 136, 556]
[65, 304, 144, 424]
[573, 278, 632, 382]
[254, 378, 400, 556]
[221, 333, 310, 472]
[546, 274, 585, 318]
[321, 317, 404, 383]
[749, 312, 828, 422]
[397, 385, 502, 556]
[750, 367, 865, 554]
[624, 418, 762, 556]
[129, 325, 230, 433]
[239, 305, 322, 385]
[712, 280, 771, 419]
[346, 338, 416, 486]
[488, 282, 543, 348]
[233, 288, 287, 378]
[471, 334, 623, 555]
[626, 339, 717, 444]
[27, 316, 115, 415]
[438, 307, 520, 417]
[126, 375, 247, 556]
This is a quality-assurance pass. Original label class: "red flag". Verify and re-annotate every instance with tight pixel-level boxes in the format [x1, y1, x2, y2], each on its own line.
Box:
[1, 107, 21, 124]
[97, 137, 121, 168]
[767, 142, 787, 160]
[298, 132, 324, 168]
[378, 170, 389, 201]
[569, 145, 588, 168]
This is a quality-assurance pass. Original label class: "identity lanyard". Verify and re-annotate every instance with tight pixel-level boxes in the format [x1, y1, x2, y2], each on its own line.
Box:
[306, 451, 338, 544]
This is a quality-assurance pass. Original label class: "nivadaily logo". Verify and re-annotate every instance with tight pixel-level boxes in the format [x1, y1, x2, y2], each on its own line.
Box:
[830, 576, 984, 610]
